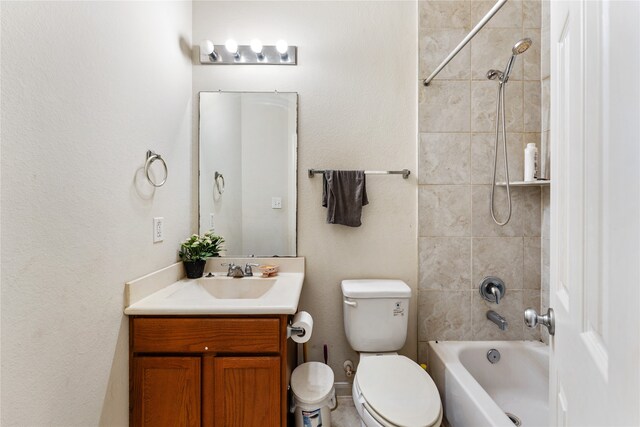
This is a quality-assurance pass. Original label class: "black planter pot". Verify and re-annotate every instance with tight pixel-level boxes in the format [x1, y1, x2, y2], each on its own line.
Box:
[183, 260, 206, 279]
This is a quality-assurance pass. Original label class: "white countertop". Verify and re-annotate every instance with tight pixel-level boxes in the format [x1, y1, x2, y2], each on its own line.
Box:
[124, 257, 304, 315]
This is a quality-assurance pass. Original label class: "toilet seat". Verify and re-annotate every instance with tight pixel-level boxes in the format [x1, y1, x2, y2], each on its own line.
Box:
[354, 355, 442, 427]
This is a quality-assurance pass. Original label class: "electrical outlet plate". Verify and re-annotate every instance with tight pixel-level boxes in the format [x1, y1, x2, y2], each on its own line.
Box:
[271, 197, 282, 209]
[153, 217, 164, 243]
[209, 213, 215, 229]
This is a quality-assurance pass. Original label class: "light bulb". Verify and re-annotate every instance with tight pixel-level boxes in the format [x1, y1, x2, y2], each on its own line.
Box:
[276, 40, 289, 55]
[250, 39, 263, 54]
[199, 40, 215, 55]
[225, 39, 238, 54]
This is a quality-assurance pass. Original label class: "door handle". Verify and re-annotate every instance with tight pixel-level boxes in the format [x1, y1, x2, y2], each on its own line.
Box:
[343, 299, 357, 307]
[524, 307, 555, 336]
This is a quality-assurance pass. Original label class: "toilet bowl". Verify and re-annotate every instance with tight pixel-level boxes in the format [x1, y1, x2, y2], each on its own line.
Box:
[351, 355, 442, 427]
[341, 280, 443, 427]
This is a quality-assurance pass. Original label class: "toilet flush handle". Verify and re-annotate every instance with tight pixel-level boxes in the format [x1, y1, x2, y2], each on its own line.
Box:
[343, 299, 357, 307]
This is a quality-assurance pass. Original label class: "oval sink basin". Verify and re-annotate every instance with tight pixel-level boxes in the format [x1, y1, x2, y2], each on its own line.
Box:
[195, 277, 276, 299]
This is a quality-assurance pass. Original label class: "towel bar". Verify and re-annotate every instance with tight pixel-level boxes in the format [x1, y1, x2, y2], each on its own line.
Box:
[308, 169, 410, 179]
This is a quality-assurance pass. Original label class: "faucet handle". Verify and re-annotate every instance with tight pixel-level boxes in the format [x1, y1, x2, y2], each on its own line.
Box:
[244, 263, 259, 276]
[479, 276, 506, 305]
[221, 262, 237, 276]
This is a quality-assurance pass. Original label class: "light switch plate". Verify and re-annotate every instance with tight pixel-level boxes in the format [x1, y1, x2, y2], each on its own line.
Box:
[271, 197, 282, 209]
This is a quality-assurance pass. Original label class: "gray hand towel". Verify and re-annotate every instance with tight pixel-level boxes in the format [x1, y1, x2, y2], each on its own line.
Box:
[322, 170, 369, 227]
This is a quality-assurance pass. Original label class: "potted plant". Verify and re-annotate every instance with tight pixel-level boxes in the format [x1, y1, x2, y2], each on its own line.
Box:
[179, 231, 225, 278]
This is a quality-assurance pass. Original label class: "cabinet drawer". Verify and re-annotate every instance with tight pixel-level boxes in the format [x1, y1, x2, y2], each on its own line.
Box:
[132, 318, 280, 354]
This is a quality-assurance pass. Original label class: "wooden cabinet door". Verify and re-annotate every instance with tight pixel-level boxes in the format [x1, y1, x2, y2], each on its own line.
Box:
[213, 356, 280, 427]
[132, 357, 201, 427]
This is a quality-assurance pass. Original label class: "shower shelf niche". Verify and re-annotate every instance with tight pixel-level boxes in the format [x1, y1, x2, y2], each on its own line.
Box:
[496, 180, 550, 187]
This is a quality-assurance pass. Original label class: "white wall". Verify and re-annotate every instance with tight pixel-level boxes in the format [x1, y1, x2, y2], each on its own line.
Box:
[193, 1, 418, 381]
[1, 2, 192, 425]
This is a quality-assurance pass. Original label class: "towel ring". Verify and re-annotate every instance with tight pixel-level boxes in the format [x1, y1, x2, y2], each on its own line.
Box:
[214, 171, 225, 194]
[145, 150, 168, 187]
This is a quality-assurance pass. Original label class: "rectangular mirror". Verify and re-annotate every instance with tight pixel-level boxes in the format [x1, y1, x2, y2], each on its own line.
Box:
[199, 91, 297, 256]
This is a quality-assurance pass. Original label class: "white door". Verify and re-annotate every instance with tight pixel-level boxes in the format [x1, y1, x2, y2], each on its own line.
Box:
[550, 1, 640, 426]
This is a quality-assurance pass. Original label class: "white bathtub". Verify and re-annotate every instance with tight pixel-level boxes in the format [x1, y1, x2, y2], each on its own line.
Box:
[429, 341, 548, 427]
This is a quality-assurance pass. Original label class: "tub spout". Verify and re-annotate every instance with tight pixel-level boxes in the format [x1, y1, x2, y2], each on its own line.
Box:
[487, 310, 508, 330]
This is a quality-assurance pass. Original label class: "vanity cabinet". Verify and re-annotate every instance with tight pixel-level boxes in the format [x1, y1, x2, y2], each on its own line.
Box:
[130, 315, 291, 427]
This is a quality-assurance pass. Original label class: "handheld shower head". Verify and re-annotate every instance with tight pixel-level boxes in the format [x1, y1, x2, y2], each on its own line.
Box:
[512, 38, 532, 55]
[503, 38, 533, 82]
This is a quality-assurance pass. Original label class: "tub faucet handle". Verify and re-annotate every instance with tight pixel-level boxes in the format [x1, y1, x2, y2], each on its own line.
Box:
[479, 277, 506, 305]
[490, 285, 501, 304]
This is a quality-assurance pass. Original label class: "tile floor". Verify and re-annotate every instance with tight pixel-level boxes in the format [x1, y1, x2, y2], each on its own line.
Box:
[331, 396, 360, 426]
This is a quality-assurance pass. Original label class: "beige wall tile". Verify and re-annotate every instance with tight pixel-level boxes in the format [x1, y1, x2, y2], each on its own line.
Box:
[421, 29, 471, 80]
[524, 81, 541, 132]
[471, 132, 524, 184]
[542, 130, 551, 178]
[522, 183, 541, 237]
[523, 29, 541, 81]
[420, 81, 471, 132]
[420, 1, 471, 29]
[539, 130, 551, 179]
[419, 185, 472, 236]
[523, 0, 542, 29]
[541, 186, 550, 239]
[472, 290, 524, 340]
[419, 290, 473, 341]
[542, 0, 550, 29]
[473, 237, 524, 289]
[541, 238, 550, 304]
[471, 80, 523, 132]
[541, 25, 550, 79]
[419, 237, 472, 290]
[471, 28, 524, 81]
[419, 133, 471, 184]
[472, 185, 524, 237]
[542, 77, 551, 131]
[524, 237, 541, 289]
[471, 1, 522, 29]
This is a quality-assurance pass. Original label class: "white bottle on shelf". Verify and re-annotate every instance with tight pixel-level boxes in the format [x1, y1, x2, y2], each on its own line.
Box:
[524, 143, 538, 182]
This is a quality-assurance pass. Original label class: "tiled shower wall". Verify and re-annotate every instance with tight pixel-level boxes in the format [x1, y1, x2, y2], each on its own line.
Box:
[417, 0, 547, 360]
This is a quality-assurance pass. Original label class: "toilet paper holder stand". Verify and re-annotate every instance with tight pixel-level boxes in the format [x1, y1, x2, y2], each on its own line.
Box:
[287, 324, 306, 339]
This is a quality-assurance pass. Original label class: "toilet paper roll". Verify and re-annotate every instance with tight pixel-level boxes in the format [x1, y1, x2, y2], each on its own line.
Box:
[290, 311, 313, 344]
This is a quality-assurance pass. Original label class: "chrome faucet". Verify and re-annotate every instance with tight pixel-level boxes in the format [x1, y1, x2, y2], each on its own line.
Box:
[487, 310, 508, 331]
[244, 263, 259, 277]
[223, 263, 244, 278]
[479, 277, 506, 305]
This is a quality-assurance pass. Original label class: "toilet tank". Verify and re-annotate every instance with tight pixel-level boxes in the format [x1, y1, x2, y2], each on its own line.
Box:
[341, 280, 411, 352]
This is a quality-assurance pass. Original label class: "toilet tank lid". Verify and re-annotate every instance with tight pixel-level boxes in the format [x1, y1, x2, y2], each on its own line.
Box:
[341, 280, 411, 298]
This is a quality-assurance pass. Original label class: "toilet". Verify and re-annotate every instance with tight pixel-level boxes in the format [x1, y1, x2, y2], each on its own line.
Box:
[341, 279, 442, 427]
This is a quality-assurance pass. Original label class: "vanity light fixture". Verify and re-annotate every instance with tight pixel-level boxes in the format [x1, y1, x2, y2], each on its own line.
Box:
[199, 39, 217, 60]
[276, 40, 289, 59]
[250, 39, 264, 59]
[224, 39, 239, 57]
[198, 39, 297, 65]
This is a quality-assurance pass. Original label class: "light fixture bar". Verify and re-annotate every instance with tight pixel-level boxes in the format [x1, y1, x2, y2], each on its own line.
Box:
[199, 44, 297, 65]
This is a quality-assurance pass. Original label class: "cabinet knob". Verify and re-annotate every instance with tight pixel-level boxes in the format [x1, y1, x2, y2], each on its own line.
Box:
[204, 346, 209, 351]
